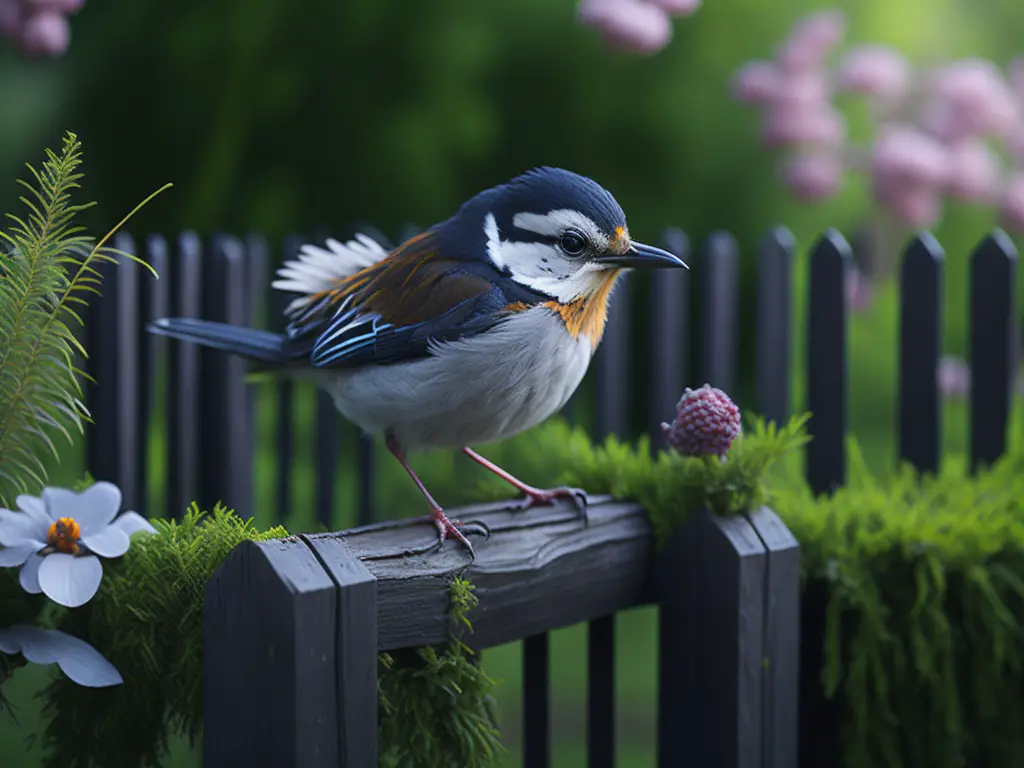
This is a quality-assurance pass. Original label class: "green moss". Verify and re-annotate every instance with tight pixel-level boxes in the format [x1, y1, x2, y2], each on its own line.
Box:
[378, 577, 504, 768]
[37, 505, 288, 768]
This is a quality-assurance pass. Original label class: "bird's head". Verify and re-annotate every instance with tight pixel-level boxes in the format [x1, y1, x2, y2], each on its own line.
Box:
[448, 166, 687, 303]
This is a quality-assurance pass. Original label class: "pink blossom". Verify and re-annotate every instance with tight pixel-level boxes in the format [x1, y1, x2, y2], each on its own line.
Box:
[875, 178, 942, 227]
[1008, 131, 1024, 166]
[999, 173, 1024, 232]
[835, 44, 909, 100]
[845, 267, 875, 313]
[578, 0, 673, 54]
[782, 151, 843, 201]
[1009, 58, 1024, 99]
[938, 356, 971, 398]
[732, 61, 784, 104]
[26, 0, 83, 12]
[18, 9, 68, 55]
[762, 102, 846, 148]
[649, 0, 701, 15]
[0, 0, 22, 36]
[925, 59, 1019, 139]
[871, 124, 948, 186]
[777, 10, 845, 73]
[944, 139, 1001, 202]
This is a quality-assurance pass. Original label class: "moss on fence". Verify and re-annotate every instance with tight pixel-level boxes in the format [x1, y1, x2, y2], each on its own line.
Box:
[5, 411, 1024, 767]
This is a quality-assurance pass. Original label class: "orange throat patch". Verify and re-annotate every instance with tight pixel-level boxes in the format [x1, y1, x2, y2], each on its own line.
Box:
[545, 269, 623, 348]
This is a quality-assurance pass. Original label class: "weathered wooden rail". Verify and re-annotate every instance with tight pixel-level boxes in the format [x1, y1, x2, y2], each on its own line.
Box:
[203, 497, 801, 768]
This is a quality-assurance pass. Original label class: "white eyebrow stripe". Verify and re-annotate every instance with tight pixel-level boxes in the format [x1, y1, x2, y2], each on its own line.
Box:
[512, 210, 603, 239]
[483, 212, 505, 270]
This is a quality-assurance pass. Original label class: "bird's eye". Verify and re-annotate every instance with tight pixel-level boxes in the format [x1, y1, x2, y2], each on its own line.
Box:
[559, 230, 587, 257]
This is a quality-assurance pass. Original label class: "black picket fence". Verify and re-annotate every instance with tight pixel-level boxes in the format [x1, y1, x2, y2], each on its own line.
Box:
[80, 225, 1019, 767]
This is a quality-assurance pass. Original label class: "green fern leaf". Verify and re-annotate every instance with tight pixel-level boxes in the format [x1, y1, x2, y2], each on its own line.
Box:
[0, 131, 171, 505]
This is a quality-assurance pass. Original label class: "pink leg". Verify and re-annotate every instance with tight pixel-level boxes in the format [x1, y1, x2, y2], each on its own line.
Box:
[462, 447, 588, 521]
[386, 434, 489, 558]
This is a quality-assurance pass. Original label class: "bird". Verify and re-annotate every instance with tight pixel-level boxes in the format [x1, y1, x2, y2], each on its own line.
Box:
[147, 167, 687, 559]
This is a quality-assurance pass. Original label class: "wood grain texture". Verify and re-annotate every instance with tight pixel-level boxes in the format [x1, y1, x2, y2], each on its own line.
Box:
[302, 535, 379, 767]
[304, 497, 655, 651]
[745, 506, 801, 768]
[203, 537, 340, 768]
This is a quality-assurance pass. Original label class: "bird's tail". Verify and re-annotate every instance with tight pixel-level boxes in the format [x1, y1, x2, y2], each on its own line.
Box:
[146, 318, 295, 365]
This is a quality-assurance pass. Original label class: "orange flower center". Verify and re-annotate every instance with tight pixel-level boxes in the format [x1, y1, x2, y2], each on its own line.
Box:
[47, 517, 81, 555]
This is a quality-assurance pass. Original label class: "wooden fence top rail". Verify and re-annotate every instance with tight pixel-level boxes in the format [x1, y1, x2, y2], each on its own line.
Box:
[210, 497, 654, 653]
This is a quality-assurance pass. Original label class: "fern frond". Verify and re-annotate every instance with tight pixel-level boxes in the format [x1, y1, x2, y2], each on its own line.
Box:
[0, 131, 171, 505]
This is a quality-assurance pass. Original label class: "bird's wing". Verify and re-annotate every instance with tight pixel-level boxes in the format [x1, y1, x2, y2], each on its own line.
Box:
[271, 232, 392, 316]
[281, 230, 527, 368]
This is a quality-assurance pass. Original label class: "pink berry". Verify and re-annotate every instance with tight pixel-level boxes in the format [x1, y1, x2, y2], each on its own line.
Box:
[648, 0, 700, 15]
[835, 44, 909, 100]
[19, 9, 69, 56]
[944, 139, 1001, 202]
[732, 60, 784, 104]
[762, 101, 846, 148]
[999, 173, 1024, 233]
[782, 151, 843, 201]
[777, 9, 846, 72]
[578, 0, 673, 55]
[661, 384, 742, 458]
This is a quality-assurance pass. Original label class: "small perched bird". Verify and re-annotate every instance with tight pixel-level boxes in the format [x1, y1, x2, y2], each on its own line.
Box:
[148, 167, 687, 558]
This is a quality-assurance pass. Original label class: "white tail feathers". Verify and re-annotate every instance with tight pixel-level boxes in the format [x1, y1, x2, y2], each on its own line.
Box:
[271, 233, 390, 315]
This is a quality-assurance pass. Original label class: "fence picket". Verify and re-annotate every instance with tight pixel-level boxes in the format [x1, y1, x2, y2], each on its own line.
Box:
[755, 227, 795, 426]
[969, 230, 1018, 473]
[898, 233, 944, 474]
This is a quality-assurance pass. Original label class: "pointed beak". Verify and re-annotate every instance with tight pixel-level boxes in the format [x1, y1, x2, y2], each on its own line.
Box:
[595, 241, 689, 270]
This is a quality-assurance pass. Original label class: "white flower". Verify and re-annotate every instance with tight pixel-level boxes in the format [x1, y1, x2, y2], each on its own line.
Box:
[0, 481, 156, 608]
[0, 624, 122, 687]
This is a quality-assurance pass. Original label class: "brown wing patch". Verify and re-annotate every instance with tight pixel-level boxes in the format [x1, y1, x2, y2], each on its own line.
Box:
[544, 269, 623, 348]
[296, 230, 494, 330]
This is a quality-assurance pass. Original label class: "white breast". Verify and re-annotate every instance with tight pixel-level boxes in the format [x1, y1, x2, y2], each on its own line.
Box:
[319, 307, 593, 451]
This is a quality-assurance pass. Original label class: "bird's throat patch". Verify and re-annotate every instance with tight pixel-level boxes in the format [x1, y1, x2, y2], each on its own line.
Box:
[545, 269, 623, 348]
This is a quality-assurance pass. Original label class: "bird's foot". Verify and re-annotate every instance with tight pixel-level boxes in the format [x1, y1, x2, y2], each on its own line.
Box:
[389, 508, 490, 561]
[512, 485, 590, 524]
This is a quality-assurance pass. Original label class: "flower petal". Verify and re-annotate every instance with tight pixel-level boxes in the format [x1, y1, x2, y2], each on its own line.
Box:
[0, 544, 40, 567]
[19, 554, 43, 593]
[16, 494, 51, 527]
[0, 627, 24, 655]
[81, 526, 130, 558]
[0, 625, 122, 687]
[38, 553, 102, 608]
[0, 511, 46, 546]
[44, 482, 122, 536]
[111, 511, 157, 537]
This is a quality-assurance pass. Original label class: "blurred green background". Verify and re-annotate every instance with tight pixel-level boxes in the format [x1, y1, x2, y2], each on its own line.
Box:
[2, 0, 1024, 765]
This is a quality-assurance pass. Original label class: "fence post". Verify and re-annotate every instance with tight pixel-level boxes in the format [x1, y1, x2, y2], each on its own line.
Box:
[657, 506, 800, 768]
[204, 536, 378, 767]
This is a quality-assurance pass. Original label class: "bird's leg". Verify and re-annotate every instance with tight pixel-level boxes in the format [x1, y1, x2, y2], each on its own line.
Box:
[462, 447, 589, 524]
[385, 434, 490, 558]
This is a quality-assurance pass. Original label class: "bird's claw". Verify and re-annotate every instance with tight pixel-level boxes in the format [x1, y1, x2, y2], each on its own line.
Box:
[514, 486, 590, 525]
[434, 511, 490, 559]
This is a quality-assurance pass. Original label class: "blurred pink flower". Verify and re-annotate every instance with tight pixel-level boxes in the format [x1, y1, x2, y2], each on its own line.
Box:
[0, 1, 22, 36]
[835, 44, 909, 100]
[845, 266, 875, 313]
[999, 174, 1024, 232]
[871, 124, 948, 186]
[732, 61, 784, 104]
[782, 151, 843, 200]
[1008, 131, 1024, 166]
[578, 0, 673, 54]
[762, 102, 846, 148]
[777, 10, 845, 73]
[649, 0, 701, 14]
[26, 0, 83, 12]
[875, 178, 942, 227]
[925, 59, 1019, 139]
[1009, 58, 1024, 98]
[938, 356, 971, 399]
[944, 139, 1001, 202]
[19, 9, 68, 55]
